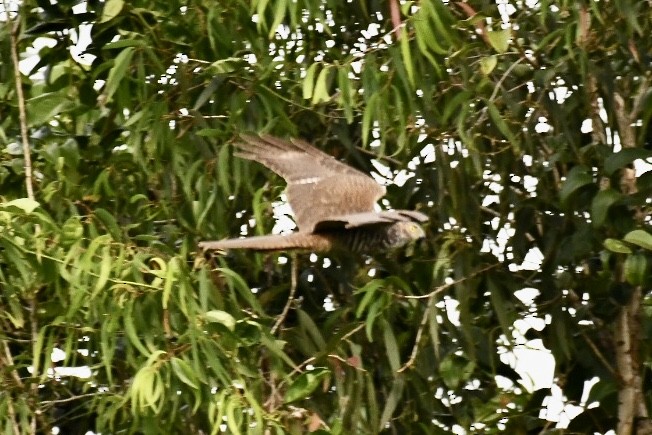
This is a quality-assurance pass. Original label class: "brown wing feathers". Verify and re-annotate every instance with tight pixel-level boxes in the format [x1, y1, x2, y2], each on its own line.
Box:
[235, 135, 386, 231]
[235, 135, 367, 181]
[198, 134, 428, 252]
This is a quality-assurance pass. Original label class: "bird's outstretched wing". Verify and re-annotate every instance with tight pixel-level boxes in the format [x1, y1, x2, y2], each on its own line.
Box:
[236, 135, 386, 232]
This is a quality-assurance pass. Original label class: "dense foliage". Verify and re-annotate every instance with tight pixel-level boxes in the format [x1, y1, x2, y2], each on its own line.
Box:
[1, 0, 651, 433]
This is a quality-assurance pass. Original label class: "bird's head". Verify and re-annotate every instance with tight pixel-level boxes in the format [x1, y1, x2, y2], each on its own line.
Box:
[387, 221, 426, 248]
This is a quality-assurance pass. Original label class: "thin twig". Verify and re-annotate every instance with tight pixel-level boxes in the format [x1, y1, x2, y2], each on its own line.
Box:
[389, 0, 402, 39]
[0, 342, 22, 435]
[7, 7, 34, 200]
[4, 7, 39, 433]
[281, 324, 365, 380]
[270, 253, 298, 334]
[580, 332, 617, 377]
[489, 58, 524, 103]
[339, 322, 365, 343]
[397, 263, 500, 372]
[40, 392, 104, 406]
[398, 293, 437, 372]
[29, 297, 38, 434]
[400, 263, 500, 300]
[475, 57, 525, 127]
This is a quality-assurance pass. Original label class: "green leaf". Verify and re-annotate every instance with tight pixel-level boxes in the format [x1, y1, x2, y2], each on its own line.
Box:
[355, 279, 384, 318]
[31, 326, 47, 376]
[3, 198, 40, 213]
[559, 166, 593, 206]
[590, 189, 622, 227]
[623, 253, 649, 286]
[488, 277, 512, 335]
[217, 267, 264, 314]
[480, 55, 498, 75]
[297, 309, 326, 349]
[362, 93, 378, 146]
[132, 366, 165, 412]
[204, 310, 236, 331]
[337, 65, 354, 123]
[260, 334, 297, 369]
[284, 368, 329, 403]
[604, 149, 652, 175]
[94, 208, 122, 240]
[162, 257, 179, 310]
[382, 321, 401, 372]
[487, 101, 518, 149]
[414, 7, 448, 55]
[193, 77, 224, 110]
[100, 0, 124, 22]
[303, 63, 318, 100]
[268, 0, 287, 38]
[439, 355, 461, 389]
[171, 357, 200, 389]
[623, 230, 652, 251]
[311, 66, 331, 104]
[399, 26, 415, 88]
[104, 47, 135, 102]
[60, 216, 84, 244]
[487, 29, 511, 53]
[379, 376, 404, 430]
[208, 58, 241, 75]
[604, 238, 632, 254]
[93, 246, 112, 295]
[103, 39, 146, 50]
[124, 302, 151, 356]
[441, 90, 472, 124]
[26, 92, 72, 126]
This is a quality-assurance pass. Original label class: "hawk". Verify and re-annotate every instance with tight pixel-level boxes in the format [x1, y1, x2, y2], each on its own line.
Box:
[199, 135, 428, 253]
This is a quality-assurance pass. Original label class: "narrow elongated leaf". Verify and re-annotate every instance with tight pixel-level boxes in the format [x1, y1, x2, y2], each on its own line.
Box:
[311, 66, 331, 104]
[487, 101, 518, 149]
[488, 277, 512, 336]
[303, 63, 318, 100]
[382, 321, 401, 372]
[379, 376, 405, 430]
[204, 310, 236, 331]
[93, 246, 112, 295]
[162, 257, 179, 309]
[399, 26, 415, 87]
[171, 357, 200, 389]
[124, 303, 150, 356]
[362, 93, 378, 146]
[268, 0, 287, 38]
[104, 47, 135, 101]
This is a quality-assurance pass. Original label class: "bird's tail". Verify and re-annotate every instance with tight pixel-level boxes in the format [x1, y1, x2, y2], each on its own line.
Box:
[198, 232, 332, 252]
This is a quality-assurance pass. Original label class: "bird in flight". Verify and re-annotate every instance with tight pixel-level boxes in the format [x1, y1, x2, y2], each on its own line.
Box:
[199, 135, 428, 253]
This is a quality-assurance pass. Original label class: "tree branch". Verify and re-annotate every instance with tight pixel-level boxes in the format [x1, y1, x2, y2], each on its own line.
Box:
[7, 6, 35, 200]
[270, 253, 299, 335]
[615, 286, 644, 435]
